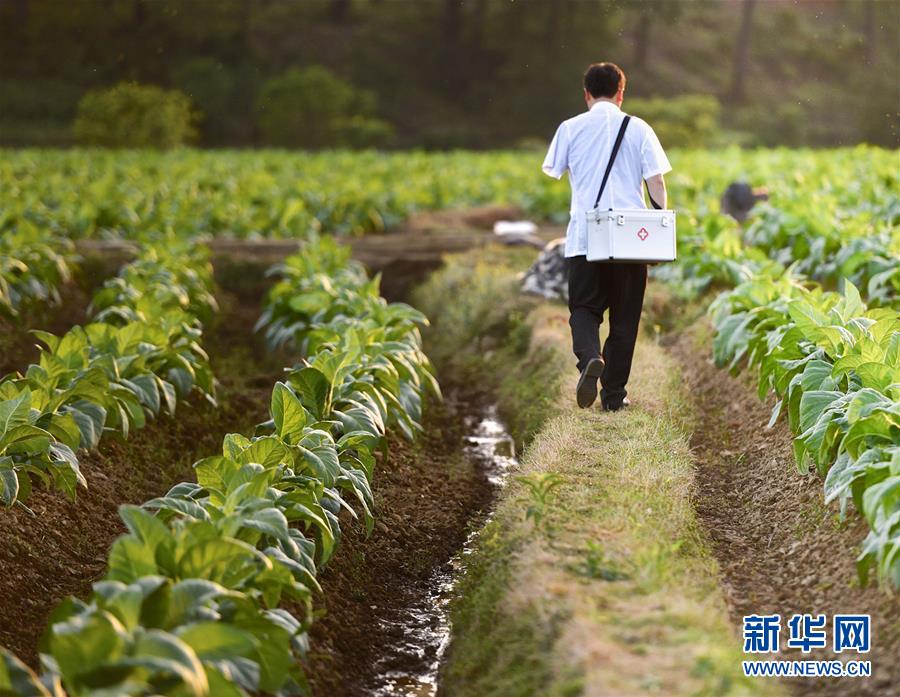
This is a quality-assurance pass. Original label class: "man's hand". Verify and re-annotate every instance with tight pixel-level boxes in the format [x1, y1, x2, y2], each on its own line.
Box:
[645, 174, 667, 210]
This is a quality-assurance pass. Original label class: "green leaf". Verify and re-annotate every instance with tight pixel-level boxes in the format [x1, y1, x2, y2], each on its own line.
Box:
[0, 390, 31, 440]
[67, 400, 107, 450]
[270, 382, 309, 443]
[166, 579, 233, 627]
[854, 362, 894, 392]
[44, 413, 83, 451]
[158, 378, 178, 417]
[242, 507, 292, 546]
[0, 467, 20, 507]
[176, 537, 264, 587]
[0, 648, 53, 696]
[287, 367, 331, 418]
[48, 611, 126, 680]
[120, 504, 172, 549]
[107, 537, 159, 584]
[238, 437, 291, 470]
[798, 390, 843, 433]
[175, 622, 256, 662]
[128, 629, 209, 696]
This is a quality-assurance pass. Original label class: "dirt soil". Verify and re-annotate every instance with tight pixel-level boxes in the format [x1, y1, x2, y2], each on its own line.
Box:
[0, 281, 91, 376]
[0, 287, 283, 667]
[304, 389, 493, 697]
[669, 330, 899, 696]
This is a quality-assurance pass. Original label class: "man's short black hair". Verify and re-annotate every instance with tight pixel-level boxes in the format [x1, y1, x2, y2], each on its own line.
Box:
[583, 62, 626, 99]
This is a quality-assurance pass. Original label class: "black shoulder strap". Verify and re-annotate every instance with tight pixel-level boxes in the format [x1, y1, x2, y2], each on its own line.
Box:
[593, 114, 631, 210]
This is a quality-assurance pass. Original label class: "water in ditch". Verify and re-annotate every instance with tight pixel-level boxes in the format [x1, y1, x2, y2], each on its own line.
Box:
[368, 405, 518, 696]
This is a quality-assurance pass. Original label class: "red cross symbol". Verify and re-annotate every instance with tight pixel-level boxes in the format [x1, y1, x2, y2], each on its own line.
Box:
[637, 227, 649, 240]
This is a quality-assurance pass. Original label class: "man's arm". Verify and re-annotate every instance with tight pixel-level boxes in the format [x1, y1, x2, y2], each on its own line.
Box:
[645, 173, 667, 210]
[542, 122, 570, 179]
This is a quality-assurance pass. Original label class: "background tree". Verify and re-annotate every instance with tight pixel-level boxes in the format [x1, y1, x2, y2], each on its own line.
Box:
[729, 0, 757, 103]
[0, 0, 895, 148]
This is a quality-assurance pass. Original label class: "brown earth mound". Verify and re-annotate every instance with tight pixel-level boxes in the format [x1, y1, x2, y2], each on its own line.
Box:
[669, 329, 899, 697]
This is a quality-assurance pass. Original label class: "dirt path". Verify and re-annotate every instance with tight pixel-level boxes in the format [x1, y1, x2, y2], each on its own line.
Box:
[305, 390, 494, 697]
[669, 329, 899, 696]
[0, 288, 283, 666]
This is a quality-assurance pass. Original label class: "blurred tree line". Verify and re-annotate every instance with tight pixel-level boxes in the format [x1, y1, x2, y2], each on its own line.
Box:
[0, 0, 896, 149]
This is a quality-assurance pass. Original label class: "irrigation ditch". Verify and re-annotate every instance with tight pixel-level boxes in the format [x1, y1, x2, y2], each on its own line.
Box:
[305, 396, 517, 697]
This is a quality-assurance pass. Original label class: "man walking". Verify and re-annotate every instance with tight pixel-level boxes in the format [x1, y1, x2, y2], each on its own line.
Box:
[542, 62, 670, 411]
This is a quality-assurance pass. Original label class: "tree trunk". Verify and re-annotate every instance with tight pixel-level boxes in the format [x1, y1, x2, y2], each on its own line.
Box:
[442, 0, 464, 89]
[133, 0, 146, 27]
[469, 0, 487, 53]
[729, 0, 756, 102]
[544, 0, 560, 45]
[633, 10, 652, 69]
[443, 0, 462, 43]
[13, 0, 29, 27]
[329, 0, 351, 23]
[863, 0, 876, 65]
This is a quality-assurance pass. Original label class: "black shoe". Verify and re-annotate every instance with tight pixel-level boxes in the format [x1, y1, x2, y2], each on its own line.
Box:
[576, 357, 605, 409]
[603, 397, 631, 412]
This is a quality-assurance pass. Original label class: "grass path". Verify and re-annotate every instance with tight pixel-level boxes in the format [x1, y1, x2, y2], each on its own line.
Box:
[416, 249, 782, 697]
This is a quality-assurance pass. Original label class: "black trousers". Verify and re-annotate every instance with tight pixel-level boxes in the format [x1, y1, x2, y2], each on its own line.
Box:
[567, 256, 647, 408]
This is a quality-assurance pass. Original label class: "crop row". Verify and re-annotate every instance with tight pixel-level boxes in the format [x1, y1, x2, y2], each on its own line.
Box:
[656, 209, 899, 307]
[662, 153, 899, 588]
[0, 222, 77, 318]
[655, 151, 899, 588]
[712, 272, 898, 587]
[0, 235, 439, 696]
[3, 149, 896, 250]
[0, 236, 217, 509]
[1, 149, 564, 240]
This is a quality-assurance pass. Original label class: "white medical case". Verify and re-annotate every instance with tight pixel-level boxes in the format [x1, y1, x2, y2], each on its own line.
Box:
[585, 208, 677, 263]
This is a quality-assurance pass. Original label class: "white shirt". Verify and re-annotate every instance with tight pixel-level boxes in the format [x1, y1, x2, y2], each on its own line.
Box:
[542, 101, 671, 257]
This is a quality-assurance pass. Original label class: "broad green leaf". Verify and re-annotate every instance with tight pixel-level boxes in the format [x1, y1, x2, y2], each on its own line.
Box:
[48, 611, 126, 680]
[129, 629, 209, 696]
[175, 622, 256, 662]
[270, 382, 309, 443]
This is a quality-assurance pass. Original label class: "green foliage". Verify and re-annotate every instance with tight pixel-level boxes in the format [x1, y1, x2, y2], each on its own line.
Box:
[171, 58, 236, 143]
[1, 148, 896, 253]
[575, 541, 630, 582]
[0, 222, 76, 318]
[627, 95, 722, 148]
[711, 277, 899, 587]
[2, 1, 898, 146]
[0, 234, 440, 695]
[516, 472, 565, 531]
[73, 82, 197, 148]
[0, 237, 217, 508]
[655, 147, 900, 305]
[255, 67, 393, 149]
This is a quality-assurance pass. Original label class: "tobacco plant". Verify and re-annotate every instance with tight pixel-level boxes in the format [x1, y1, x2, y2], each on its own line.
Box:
[0, 235, 441, 695]
[0, 240, 217, 508]
[0, 223, 77, 318]
[712, 274, 899, 587]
